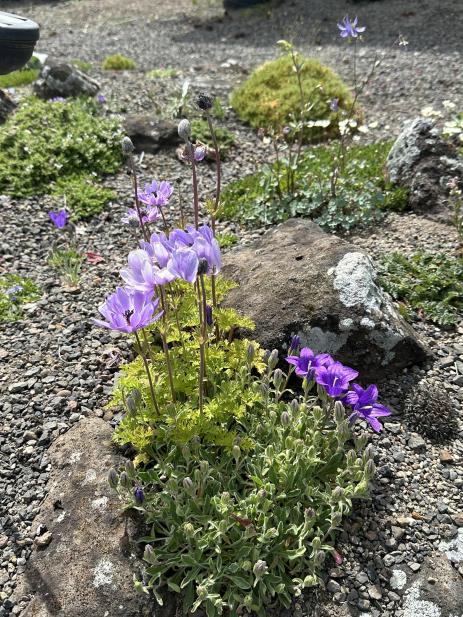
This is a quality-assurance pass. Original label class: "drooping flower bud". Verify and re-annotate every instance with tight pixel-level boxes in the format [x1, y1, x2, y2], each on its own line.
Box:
[121, 136, 134, 155]
[178, 119, 191, 142]
[196, 92, 214, 111]
[108, 468, 119, 489]
[346, 450, 356, 465]
[332, 548, 343, 565]
[253, 560, 268, 579]
[364, 444, 374, 461]
[194, 145, 207, 161]
[280, 411, 290, 426]
[268, 349, 279, 370]
[134, 487, 144, 505]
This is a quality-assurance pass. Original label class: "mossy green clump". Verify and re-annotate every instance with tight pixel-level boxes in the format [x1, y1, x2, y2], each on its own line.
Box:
[191, 118, 235, 159]
[102, 54, 136, 70]
[0, 68, 39, 89]
[0, 274, 40, 322]
[51, 175, 117, 220]
[71, 59, 93, 72]
[230, 54, 355, 142]
[0, 96, 123, 198]
[218, 140, 408, 231]
[147, 67, 178, 79]
[378, 252, 463, 327]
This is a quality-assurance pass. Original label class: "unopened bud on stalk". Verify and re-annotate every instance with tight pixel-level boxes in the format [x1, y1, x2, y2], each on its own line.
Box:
[183, 522, 195, 537]
[178, 119, 191, 142]
[119, 471, 131, 489]
[134, 487, 144, 505]
[183, 476, 194, 491]
[365, 459, 376, 478]
[232, 444, 241, 462]
[273, 368, 285, 390]
[108, 468, 119, 489]
[290, 399, 299, 413]
[196, 92, 214, 111]
[143, 544, 154, 560]
[260, 383, 269, 396]
[253, 560, 268, 578]
[334, 401, 345, 423]
[346, 450, 356, 465]
[125, 460, 135, 476]
[331, 511, 342, 527]
[247, 343, 255, 362]
[121, 136, 134, 155]
[268, 349, 279, 370]
[280, 411, 290, 426]
[333, 486, 344, 501]
[315, 550, 325, 566]
[199, 460, 209, 475]
[257, 489, 267, 498]
[304, 507, 316, 519]
[364, 444, 374, 461]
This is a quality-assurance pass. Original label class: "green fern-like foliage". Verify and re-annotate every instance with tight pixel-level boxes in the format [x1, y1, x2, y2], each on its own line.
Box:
[378, 252, 463, 326]
[230, 54, 355, 142]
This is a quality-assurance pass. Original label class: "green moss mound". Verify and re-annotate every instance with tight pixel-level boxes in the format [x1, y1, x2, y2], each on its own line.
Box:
[102, 54, 136, 70]
[52, 175, 117, 220]
[0, 68, 39, 89]
[0, 96, 123, 198]
[230, 55, 355, 142]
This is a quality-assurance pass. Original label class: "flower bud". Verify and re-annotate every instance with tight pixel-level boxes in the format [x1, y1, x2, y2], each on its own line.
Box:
[280, 411, 290, 426]
[232, 444, 241, 462]
[257, 489, 267, 498]
[197, 257, 208, 275]
[183, 476, 194, 491]
[183, 522, 195, 537]
[290, 399, 299, 413]
[107, 468, 118, 489]
[143, 544, 154, 560]
[268, 349, 279, 370]
[218, 520, 228, 534]
[365, 459, 376, 478]
[196, 92, 214, 110]
[332, 486, 344, 501]
[205, 304, 213, 326]
[178, 119, 191, 142]
[194, 145, 207, 162]
[121, 136, 134, 155]
[247, 343, 255, 362]
[346, 450, 356, 465]
[356, 433, 368, 450]
[260, 383, 269, 396]
[334, 401, 345, 423]
[125, 460, 135, 476]
[119, 471, 131, 489]
[312, 536, 321, 551]
[315, 550, 325, 566]
[289, 334, 300, 351]
[241, 560, 252, 571]
[364, 444, 374, 461]
[253, 560, 268, 578]
[304, 507, 316, 519]
[331, 512, 342, 527]
[134, 487, 144, 505]
[199, 460, 209, 476]
[273, 368, 285, 389]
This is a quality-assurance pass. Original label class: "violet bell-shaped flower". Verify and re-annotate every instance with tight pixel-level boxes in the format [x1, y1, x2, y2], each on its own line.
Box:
[286, 347, 333, 379]
[48, 209, 69, 229]
[345, 383, 391, 432]
[92, 287, 163, 334]
[315, 361, 359, 398]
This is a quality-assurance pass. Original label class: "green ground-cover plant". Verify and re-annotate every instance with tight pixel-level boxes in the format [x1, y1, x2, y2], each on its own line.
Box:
[230, 54, 355, 143]
[0, 274, 40, 322]
[71, 59, 93, 72]
[218, 140, 407, 231]
[0, 96, 123, 198]
[191, 118, 235, 159]
[216, 231, 238, 248]
[102, 54, 136, 70]
[0, 68, 39, 89]
[147, 67, 179, 79]
[51, 175, 117, 220]
[48, 247, 84, 287]
[378, 252, 463, 326]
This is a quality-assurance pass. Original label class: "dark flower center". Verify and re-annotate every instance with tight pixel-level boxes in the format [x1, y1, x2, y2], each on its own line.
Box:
[124, 309, 134, 324]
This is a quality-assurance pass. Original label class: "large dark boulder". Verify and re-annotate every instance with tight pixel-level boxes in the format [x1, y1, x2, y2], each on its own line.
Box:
[123, 113, 182, 153]
[222, 219, 428, 380]
[34, 62, 100, 99]
[13, 418, 151, 617]
[0, 89, 16, 123]
[386, 117, 463, 212]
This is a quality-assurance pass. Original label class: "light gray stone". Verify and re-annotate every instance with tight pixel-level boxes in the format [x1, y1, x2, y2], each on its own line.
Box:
[34, 61, 100, 99]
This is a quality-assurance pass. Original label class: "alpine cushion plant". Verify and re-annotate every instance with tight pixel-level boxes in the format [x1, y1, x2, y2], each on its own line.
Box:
[96, 101, 391, 615]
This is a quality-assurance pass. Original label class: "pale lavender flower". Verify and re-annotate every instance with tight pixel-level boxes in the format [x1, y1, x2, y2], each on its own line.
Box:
[337, 16, 365, 38]
[5, 284, 23, 301]
[96, 94, 107, 104]
[92, 287, 163, 334]
[138, 181, 173, 208]
[194, 146, 207, 162]
[120, 249, 175, 292]
[48, 209, 69, 229]
[50, 96, 66, 103]
[330, 98, 339, 112]
[168, 248, 199, 283]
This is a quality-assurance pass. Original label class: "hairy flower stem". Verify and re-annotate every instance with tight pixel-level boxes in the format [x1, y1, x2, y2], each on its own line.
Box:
[189, 144, 200, 229]
[158, 287, 176, 402]
[128, 155, 150, 242]
[134, 330, 160, 414]
[196, 279, 207, 414]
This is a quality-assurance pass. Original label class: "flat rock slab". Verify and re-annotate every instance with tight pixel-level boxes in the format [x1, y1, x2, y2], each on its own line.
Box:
[34, 62, 100, 99]
[13, 418, 151, 617]
[123, 114, 181, 153]
[222, 219, 428, 379]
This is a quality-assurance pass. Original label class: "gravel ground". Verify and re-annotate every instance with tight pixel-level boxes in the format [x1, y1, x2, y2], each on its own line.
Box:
[1, 0, 463, 615]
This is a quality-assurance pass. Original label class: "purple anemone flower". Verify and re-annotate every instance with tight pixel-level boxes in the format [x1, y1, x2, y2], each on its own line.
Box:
[48, 209, 69, 229]
[286, 347, 334, 379]
[345, 384, 391, 432]
[315, 361, 358, 398]
[138, 180, 173, 208]
[337, 16, 365, 38]
[121, 249, 175, 291]
[168, 248, 199, 283]
[92, 287, 163, 334]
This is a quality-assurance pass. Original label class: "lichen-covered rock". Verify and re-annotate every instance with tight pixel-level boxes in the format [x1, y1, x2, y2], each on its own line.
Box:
[221, 219, 428, 379]
[13, 418, 152, 617]
[123, 114, 181, 153]
[395, 553, 463, 617]
[386, 117, 463, 211]
[34, 61, 100, 99]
